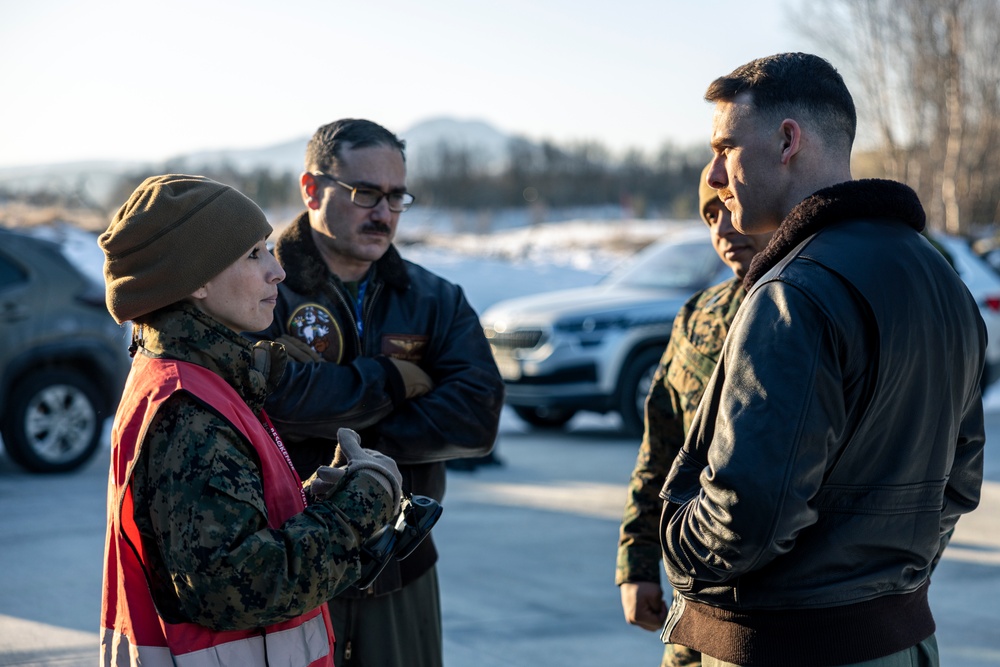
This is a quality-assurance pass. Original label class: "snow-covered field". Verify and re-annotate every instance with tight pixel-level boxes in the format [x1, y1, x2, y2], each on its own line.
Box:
[29, 216, 707, 312]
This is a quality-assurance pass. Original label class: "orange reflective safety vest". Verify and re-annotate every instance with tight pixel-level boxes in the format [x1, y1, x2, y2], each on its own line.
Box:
[100, 354, 335, 667]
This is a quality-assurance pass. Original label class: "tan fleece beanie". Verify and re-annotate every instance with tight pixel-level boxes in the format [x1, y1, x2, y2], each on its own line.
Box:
[699, 163, 721, 224]
[100, 174, 272, 324]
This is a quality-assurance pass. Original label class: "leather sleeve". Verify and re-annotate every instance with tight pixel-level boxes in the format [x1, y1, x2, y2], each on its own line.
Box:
[661, 277, 856, 586]
[261, 355, 397, 440]
[245, 292, 397, 441]
[368, 285, 505, 465]
[941, 334, 987, 536]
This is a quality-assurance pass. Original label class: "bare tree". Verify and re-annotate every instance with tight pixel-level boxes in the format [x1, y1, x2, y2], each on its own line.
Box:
[798, 0, 1000, 234]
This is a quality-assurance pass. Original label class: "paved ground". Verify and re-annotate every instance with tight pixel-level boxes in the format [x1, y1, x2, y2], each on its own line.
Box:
[0, 407, 998, 666]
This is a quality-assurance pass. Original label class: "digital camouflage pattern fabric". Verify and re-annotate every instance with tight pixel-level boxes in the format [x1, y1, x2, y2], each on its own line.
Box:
[616, 277, 746, 667]
[130, 303, 395, 630]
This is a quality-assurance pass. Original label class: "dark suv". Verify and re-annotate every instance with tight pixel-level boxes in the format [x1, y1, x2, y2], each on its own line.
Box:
[0, 227, 131, 472]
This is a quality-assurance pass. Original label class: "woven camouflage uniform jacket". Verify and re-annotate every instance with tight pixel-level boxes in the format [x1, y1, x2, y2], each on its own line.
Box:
[617, 277, 745, 586]
[129, 303, 395, 630]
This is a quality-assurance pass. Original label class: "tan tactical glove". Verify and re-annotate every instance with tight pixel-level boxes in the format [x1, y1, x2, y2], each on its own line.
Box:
[276, 334, 323, 363]
[387, 358, 434, 399]
[335, 428, 402, 514]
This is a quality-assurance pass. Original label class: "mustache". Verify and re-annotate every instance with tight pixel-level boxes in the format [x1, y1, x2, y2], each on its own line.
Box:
[361, 222, 392, 234]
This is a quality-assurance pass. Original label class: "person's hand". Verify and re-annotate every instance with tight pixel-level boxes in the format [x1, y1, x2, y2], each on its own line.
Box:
[387, 358, 434, 399]
[335, 428, 402, 513]
[619, 581, 667, 632]
[302, 465, 346, 504]
[276, 334, 323, 363]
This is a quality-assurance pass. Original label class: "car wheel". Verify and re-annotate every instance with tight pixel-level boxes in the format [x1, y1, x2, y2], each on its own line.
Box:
[1, 368, 104, 473]
[617, 347, 663, 437]
[512, 405, 577, 429]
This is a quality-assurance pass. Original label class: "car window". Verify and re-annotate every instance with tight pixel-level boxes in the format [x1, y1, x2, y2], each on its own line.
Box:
[606, 240, 721, 290]
[0, 253, 28, 289]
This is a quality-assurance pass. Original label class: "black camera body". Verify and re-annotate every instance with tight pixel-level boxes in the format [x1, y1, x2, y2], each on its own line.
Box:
[356, 495, 442, 590]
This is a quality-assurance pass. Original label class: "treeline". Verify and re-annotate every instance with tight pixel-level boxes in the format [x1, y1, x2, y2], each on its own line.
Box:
[92, 139, 714, 223]
[1, 138, 714, 232]
[408, 139, 711, 220]
[104, 164, 302, 217]
[799, 0, 1000, 235]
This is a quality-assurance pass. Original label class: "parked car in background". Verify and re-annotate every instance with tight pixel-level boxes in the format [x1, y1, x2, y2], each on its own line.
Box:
[933, 233, 1000, 390]
[481, 228, 1000, 436]
[0, 227, 131, 473]
[481, 227, 728, 435]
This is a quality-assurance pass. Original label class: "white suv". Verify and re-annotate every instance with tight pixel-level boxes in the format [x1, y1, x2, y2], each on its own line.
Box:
[481, 229, 1000, 436]
[481, 228, 728, 435]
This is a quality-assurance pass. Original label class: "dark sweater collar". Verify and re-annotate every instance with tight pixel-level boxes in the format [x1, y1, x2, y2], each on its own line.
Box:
[274, 212, 410, 295]
[744, 179, 925, 289]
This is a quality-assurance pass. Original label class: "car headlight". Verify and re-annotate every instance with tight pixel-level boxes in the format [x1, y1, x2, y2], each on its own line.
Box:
[554, 315, 629, 334]
[552, 316, 632, 347]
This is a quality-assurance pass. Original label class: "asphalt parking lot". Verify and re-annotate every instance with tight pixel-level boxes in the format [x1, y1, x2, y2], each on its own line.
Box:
[1, 407, 998, 666]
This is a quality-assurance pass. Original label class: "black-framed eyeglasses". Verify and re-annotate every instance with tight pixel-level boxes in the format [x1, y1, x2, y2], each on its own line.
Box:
[311, 172, 415, 212]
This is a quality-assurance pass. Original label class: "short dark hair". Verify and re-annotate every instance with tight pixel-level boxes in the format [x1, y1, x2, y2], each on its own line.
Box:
[305, 119, 406, 172]
[705, 52, 857, 151]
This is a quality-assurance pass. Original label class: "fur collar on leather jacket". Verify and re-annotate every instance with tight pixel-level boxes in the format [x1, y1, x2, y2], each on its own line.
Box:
[745, 179, 926, 289]
[273, 213, 411, 296]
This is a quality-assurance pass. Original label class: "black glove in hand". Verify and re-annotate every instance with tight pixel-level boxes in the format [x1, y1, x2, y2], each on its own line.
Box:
[276, 334, 323, 363]
[336, 428, 402, 514]
[387, 358, 434, 399]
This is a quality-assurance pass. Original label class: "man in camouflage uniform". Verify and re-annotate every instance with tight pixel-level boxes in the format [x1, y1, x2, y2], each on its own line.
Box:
[616, 165, 773, 666]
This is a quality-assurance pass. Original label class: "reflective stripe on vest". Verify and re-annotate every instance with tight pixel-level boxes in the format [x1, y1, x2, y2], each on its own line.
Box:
[102, 613, 331, 667]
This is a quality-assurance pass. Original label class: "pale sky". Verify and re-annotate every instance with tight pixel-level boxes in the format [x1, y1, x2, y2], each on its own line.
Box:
[0, 0, 824, 169]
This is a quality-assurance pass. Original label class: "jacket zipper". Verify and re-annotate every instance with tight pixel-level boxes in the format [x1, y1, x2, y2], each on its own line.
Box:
[327, 277, 383, 356]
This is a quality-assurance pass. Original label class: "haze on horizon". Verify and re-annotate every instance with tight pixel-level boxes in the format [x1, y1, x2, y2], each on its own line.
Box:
[0, 0, 819, 170]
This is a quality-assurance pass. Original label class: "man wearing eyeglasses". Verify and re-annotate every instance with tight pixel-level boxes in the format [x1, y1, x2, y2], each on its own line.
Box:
[247, 118, 504, 667]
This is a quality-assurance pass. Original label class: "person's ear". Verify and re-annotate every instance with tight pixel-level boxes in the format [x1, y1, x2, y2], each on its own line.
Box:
[779, 119, 802, 165]
[189, 285, 209, 301]
[301, 172, 322, 210]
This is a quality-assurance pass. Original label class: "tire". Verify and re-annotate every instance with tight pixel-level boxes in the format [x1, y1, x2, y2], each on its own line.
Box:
[512, 405, 577, 429]
[1, 368, 104, 473]
[617, 347, 663, 437]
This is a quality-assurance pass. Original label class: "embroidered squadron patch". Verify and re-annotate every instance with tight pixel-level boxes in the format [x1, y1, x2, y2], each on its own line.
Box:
[287, 303, 344, 363]
[381, 335, 429, 362]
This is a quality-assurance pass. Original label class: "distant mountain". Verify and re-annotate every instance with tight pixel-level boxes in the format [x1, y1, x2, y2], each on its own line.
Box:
[165, 117, 513, 176]
[403, 117, 511, 173]
[0, 117, 516, 205]
[0, 160, 149, 209]
[168, 137, 306, 175]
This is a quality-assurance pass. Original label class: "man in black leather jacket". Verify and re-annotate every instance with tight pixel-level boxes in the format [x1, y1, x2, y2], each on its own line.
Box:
[248, 119, 504, 667]
[658, 53, 986, 667]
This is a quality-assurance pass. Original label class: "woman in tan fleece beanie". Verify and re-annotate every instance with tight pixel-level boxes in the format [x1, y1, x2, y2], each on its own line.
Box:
[98, 174, 401, 667]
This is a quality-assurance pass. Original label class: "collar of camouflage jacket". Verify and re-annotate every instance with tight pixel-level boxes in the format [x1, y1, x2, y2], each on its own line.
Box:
[137, 303, 275, 412]
[273, 212, 411, 296]
[744, 178, 926, 289]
